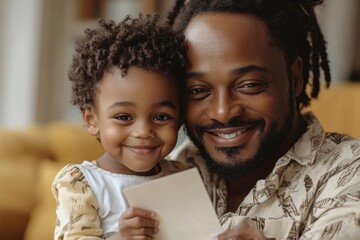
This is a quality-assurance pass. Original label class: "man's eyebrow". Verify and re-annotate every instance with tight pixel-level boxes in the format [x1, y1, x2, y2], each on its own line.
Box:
[230, 65, 269, 75]
[186, 72, 205, 79]
[186, 65, 269, 79]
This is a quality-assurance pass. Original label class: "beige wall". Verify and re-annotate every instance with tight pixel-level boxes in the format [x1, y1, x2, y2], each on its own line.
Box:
[318, 0, 360, 82]
[0, 0, 42, 127]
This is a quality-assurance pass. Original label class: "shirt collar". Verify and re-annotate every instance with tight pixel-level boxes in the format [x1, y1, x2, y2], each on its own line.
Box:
[274, 111, 326, 169]
[251, 112, 326, 204]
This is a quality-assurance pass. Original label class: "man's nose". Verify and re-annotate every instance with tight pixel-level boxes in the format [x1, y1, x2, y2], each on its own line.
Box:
[207, 91, 242, 123]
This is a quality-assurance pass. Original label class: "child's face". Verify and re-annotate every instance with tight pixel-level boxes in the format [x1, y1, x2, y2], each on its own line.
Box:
[84, 67, 180, 175]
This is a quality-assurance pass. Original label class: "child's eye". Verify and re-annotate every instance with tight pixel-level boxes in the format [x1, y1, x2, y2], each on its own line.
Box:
[154, 113, 172, 121]
[115, 114, 133, 121]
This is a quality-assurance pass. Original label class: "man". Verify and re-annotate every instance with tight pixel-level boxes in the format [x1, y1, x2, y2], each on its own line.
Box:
[167, 0, 360, 239]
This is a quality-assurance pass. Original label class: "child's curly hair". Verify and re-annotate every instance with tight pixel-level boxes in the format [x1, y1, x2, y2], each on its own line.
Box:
[68, 13, 187, 111]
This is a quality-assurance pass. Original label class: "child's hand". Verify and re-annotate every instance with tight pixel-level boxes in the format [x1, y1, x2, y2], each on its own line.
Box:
[118, 207, 159, 240]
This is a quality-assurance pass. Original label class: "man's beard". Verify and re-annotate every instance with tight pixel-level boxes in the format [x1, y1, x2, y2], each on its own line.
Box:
[185, 97, 295, 177]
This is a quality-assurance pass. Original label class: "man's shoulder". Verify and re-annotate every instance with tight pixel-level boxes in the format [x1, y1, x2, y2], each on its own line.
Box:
[321, 132, 360, 161]
[313, 132, 360, 183]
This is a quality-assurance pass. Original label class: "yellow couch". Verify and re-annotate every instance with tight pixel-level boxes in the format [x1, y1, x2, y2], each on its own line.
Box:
[0, 122, 104, 240]
[0, 82, 358, 240]
[303, 82, 360, 138]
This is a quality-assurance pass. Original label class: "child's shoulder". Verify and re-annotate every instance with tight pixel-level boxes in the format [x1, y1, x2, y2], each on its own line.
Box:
[52, 162, 87, 186]
[54, 160, 96, 181]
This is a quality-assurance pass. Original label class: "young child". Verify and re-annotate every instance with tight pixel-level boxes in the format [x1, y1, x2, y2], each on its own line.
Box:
[52, 13, 187, 239]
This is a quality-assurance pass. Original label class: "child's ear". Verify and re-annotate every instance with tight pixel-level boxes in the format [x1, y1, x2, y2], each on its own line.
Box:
[82, 108, 99, 137]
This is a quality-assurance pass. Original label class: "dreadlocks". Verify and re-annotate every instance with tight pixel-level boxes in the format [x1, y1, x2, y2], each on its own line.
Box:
[167, 0, 331, 109]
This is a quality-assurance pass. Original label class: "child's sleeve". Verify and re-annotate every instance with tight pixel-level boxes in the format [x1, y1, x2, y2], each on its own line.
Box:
[52, 164, 105, 240]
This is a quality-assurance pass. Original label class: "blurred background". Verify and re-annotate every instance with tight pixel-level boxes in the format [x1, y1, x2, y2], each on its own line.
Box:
[0, 0, 176, 127]
[0, 0, 359, 128]
[0, 1, 359, 239]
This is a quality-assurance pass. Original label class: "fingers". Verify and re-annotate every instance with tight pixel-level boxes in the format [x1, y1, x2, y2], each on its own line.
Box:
[125, 225, 158, 236]
[121, 207, 157, 220]
[215, 224, 268, 240]
[119, 207, 159, 239]
[120, 217, 159, 233]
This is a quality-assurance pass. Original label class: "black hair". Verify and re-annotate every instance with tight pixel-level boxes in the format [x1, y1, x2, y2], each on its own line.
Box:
[167, 0, 331, 109]
[69, 13, 186, 112]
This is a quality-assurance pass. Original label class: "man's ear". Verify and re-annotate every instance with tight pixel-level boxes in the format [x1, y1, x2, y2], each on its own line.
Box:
[82, 108, 99, 137]
[292, 57, 304, 97]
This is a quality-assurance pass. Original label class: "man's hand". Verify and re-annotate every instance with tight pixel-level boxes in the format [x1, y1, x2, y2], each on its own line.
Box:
[118, 207, 159, 240]
[215, 223, 274, 240]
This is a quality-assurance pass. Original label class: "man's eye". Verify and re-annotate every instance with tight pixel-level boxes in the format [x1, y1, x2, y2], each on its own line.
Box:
[115, 114, 133, 121]
[187, 87, 211, 100]
[236, 82, 267, 94]
[189, 88, 208, 94]
[154, 114, 171, 121]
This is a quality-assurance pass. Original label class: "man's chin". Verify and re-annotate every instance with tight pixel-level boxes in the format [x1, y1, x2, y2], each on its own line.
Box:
[195, 143, 261, 176]
[204, 153, 262, 176]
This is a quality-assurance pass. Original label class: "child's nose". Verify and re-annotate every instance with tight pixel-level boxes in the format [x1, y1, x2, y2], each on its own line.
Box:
[131, 121, 155, 139]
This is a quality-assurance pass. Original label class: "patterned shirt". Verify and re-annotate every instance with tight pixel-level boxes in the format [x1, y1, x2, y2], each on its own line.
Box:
[170, 112, 360, 239]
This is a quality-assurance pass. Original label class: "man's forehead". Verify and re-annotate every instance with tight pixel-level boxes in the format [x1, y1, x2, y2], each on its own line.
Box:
[184, 12, 268, 43]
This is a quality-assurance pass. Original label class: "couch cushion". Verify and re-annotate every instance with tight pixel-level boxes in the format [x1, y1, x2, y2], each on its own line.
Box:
[0, 211, 30, 240]
[0, 126, 51, 239]
[45, 122, 104, 163]
[0, 125, 51, 159]
[304, 82, 360, 138]
[24, 160, 65, 240]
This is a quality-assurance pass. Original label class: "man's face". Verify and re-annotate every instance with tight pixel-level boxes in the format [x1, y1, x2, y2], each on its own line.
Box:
[184, 13, 303, 176]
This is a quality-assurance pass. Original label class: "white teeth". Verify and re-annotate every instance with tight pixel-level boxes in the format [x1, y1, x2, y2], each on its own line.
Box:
[215, 130, 243, 139]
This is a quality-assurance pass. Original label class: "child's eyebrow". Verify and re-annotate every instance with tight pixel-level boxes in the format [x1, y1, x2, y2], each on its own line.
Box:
[109, 102, 135, 109]
[109, 101, 177, 109]
[155, 100, 177, 109]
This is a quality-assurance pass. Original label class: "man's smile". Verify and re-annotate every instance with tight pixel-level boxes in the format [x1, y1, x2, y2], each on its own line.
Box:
[204, 125, 259, 147]
[207, 125, 255, 139]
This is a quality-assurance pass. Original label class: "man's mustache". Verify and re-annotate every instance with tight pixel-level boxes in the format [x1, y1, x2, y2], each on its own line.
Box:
[193, 117, 265, 133]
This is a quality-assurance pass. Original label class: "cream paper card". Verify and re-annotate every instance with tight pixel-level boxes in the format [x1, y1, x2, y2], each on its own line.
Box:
[123, 167, 222, 240]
